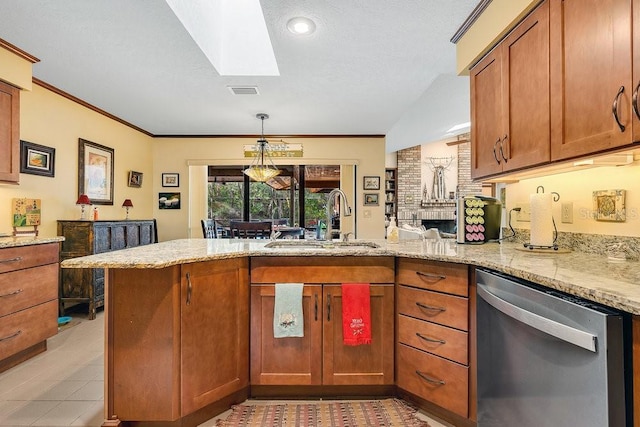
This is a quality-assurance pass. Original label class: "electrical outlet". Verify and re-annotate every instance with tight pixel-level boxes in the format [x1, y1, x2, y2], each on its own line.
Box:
[561, 202, 573, 223]
[515, 203, 531, 222]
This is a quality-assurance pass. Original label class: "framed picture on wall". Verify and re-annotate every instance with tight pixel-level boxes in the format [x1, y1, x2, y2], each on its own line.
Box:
[162, 173, 179, 187]
[20, 140, 55, 177]
[128, 170, 143, 188]
[363, 176, 380, 190]
[364, 193, 379, 206]
[159, 192, 181, 209]
[78, 138, 114, 205]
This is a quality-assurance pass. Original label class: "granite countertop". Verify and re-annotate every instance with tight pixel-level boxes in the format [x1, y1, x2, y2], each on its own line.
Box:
[60, 238, 640, 315]
[0, 235, 65, 248]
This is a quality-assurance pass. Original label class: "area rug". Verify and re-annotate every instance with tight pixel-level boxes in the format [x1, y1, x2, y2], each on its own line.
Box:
[215, 398, 430, 427]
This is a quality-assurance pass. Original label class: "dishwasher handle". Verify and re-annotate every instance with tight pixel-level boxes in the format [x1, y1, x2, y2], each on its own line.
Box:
[477, 283, 597, 352]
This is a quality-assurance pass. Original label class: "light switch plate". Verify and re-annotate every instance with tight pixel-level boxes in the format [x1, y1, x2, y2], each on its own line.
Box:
[561, 202, 573, 223]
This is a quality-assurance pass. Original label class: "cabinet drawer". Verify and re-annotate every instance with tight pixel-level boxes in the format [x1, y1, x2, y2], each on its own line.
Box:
[0, 243, 58, 274]
[397, 344, 468, 418]
[397, 285, 468, 331]
[0, 300, 58, 360]
[397, 258, 468, 297]
[251, 257, 394, 283]
[0, 263, 58, 317]
[398, 314, 468, 365]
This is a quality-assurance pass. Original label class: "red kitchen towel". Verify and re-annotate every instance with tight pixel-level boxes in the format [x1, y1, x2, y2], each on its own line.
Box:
[341, 283, 371, 345]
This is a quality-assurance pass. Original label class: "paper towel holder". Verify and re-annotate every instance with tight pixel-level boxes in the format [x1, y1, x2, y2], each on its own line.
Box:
[523, 186, 560, 251]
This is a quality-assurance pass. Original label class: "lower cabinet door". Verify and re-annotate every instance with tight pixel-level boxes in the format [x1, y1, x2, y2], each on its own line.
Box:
[181, 258, 249, 415]
[250, 284, 323, 385]
[396, 343, 469, 418]
[322, 284, 395, 385]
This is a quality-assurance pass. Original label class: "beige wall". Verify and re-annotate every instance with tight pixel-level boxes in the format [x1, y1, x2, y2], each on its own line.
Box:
[152, 137, 387, 241]
[0, 84, 154, 237]
[505, 164, 640, 237]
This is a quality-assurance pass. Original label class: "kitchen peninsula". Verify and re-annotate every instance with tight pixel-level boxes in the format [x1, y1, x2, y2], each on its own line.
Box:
[61, 239, 640, 427]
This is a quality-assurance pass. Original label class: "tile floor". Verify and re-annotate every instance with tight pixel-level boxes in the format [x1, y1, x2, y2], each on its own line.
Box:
[0, 311, 452, 427]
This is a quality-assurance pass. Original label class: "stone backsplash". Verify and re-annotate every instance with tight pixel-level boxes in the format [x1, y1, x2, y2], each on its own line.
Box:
[502, 228, 640, 261]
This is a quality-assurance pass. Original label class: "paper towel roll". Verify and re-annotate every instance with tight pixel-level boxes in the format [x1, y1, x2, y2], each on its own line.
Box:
[530, 192, 554, 246]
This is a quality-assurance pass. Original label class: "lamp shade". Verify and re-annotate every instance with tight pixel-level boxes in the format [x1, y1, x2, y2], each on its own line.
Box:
[76, 194, 91, 205]
[122, 199, 133, 208]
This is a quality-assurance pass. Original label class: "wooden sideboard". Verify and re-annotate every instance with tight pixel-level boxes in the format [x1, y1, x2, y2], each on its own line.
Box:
[0, 242, 59, 373]
[57, 220, 156, 319]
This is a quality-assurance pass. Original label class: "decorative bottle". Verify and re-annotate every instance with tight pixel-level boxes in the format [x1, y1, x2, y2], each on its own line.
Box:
[387, 216, 399, 243]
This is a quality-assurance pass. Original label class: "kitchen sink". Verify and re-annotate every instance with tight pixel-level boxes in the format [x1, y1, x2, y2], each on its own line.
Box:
[264, 240, 381, 249]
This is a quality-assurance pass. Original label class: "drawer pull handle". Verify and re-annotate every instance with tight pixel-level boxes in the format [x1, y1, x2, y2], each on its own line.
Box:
[613, 85, 626, 132]
[314, 294, 318, 321]
[0, 289, 23, 298]
[416, 302, 446, 312]
[327, 293, 331, 321]
[0, 256, 22, 264]
[0, 330, 21, 342]
[416, 332, 446, 345]
[186, 272, 192, 306]
[416, 271, 445, 282]
[415, 370, 445, 385]
[492, 138, 501, 165]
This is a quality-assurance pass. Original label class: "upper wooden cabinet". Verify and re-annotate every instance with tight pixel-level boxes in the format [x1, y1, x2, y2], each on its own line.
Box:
[550, 0, 633, 160]
[0, 80, 19, 184]
[470, 1, 550, 179]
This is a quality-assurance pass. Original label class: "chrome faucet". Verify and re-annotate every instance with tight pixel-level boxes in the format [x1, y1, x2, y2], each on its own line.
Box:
[324, 189, 352, 240]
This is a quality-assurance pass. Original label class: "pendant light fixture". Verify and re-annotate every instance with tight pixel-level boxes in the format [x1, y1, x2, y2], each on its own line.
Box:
[244, 113, 281, 182]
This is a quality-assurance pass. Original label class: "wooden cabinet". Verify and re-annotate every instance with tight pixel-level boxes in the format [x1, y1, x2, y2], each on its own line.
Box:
[470, 0, 550, 179]
[181, 260, 250, 415]
[550, 0, 633, 160]
[250, 257, 395, 390]
[384, 168, 397, 218]
[0, 80, 19, 184]
[57, 219, 156, 318]
[107, 257, 249, 423]
[395, 258, 473, 420]
[0, 243, 59, 373]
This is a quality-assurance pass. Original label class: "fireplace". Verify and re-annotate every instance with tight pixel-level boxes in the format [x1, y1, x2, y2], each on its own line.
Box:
[421, 219, 456, 234]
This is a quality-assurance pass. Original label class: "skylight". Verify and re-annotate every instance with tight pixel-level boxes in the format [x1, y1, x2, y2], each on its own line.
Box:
[165, 0, 279, 76]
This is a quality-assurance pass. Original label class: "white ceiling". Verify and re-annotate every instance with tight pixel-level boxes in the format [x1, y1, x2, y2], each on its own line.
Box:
[0, 0, 477, 151]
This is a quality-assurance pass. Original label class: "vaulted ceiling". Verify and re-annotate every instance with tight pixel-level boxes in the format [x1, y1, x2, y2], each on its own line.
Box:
[0, 0, 477, 150]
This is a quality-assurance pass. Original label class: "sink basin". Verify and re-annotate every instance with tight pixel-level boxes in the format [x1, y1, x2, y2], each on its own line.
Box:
[264, 240, 381, 249]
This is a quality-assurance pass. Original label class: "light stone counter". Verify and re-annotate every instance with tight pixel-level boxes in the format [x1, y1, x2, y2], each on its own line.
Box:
[0, 235, 64, 249]
[60, 238, 640, 315]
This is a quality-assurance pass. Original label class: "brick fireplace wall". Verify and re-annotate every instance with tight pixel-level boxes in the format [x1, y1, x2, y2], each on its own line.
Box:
[396, 139, 481, 226]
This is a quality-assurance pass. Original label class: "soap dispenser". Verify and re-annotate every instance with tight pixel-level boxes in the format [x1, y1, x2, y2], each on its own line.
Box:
[387, 216, 399, 243]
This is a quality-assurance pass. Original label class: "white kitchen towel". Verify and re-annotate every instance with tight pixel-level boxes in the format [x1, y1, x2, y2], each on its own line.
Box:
[530, 192, 554, 246]
[273, 283, 304, 338]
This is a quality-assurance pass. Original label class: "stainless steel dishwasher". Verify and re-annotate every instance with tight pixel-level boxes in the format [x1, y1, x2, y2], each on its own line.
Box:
[476, 269, 631, 427]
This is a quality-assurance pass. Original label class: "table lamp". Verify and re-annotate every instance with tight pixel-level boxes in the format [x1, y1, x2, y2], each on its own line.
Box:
[122, 199, 133, 219]
[76, 194, 91, 220]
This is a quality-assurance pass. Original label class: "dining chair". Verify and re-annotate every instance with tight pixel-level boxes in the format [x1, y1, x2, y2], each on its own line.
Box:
[229, 220, 272, 239]
[201, 219, 218, 238]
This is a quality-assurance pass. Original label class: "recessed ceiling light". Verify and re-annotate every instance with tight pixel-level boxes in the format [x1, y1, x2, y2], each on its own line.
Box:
[287, 17, 316, 35]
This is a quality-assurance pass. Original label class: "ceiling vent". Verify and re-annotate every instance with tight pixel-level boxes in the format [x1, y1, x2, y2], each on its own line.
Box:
[228, 85, 260, 95]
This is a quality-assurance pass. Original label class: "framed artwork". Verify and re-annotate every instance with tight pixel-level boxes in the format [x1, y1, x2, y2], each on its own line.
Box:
[128, 170, 143, 188]
[159, 192, 181, 209]
[593, 189, 626, 222]
[363, 176, 380, 190]
[78, 138, 114, 205]
[162, 172, 180, 187]
[364, 193, 379, 206]
[20, 140, 55, 177]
